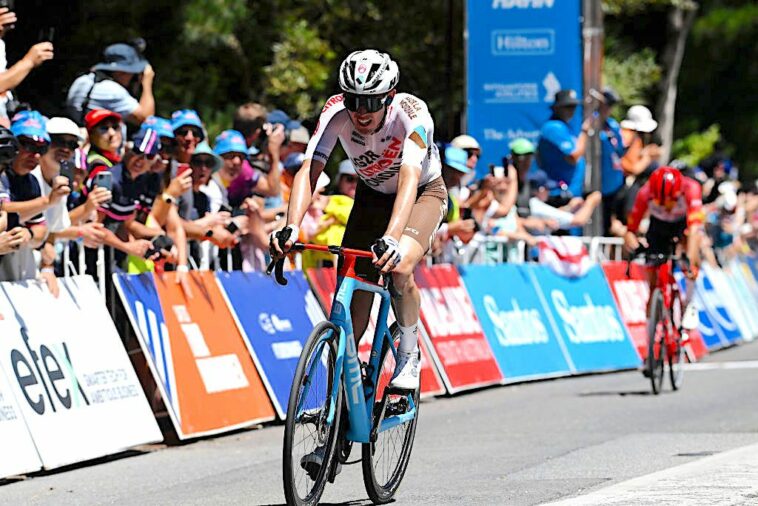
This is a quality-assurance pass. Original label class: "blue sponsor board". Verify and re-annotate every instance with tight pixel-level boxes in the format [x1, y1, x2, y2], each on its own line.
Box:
[114, 273, 179, 418]
[216, 271, 327, 419]
[458, 264, 572, 380]
[698, 267, 742, 345]
[529, 265, 641, 372]
[674, 271, 728, 349]
[466, 0, 582, 177]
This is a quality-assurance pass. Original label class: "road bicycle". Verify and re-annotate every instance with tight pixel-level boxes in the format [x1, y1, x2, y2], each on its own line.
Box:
[628, 248, 688, 394]
[268, 238, 420, 506]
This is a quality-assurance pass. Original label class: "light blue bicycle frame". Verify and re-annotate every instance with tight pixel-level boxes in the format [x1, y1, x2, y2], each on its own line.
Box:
[298, 274, 417, 444]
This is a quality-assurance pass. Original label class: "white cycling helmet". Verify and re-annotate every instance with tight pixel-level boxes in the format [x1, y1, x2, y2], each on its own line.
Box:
[339, 49, 399, 96]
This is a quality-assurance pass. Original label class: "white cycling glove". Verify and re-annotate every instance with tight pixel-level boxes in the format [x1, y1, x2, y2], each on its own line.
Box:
[372, 235, 402, 269]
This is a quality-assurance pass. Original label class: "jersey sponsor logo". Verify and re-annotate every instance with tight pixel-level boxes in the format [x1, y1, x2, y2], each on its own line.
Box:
[357, 136, 403, 178]
[399, 96, 422, 120]
[321, 94, 344, 113]
[350, 131, 366, 146]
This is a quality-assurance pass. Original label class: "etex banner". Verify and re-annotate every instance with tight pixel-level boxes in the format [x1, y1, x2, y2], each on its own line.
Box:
[115, 272, 275, 439]
[216, 270, 328, 419]
[0, 277, 161, 470]
[458, 264, 573, 381]
[466, 0, 582, 176]
[0, 359, 42, 478]
[528, 264, 641, 372]
[307, 268, 446, 397]
[414, 265, 503, 393]
[697, 264, 743, 346]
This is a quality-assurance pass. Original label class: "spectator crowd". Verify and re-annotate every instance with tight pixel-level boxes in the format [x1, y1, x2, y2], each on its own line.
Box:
[0, 12, 754, 302]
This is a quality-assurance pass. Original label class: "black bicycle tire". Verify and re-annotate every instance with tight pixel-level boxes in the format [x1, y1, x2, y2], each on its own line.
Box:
[361, 324, 420, 504]
[283, 321, 342, 506]
[648, 289, 666, 395]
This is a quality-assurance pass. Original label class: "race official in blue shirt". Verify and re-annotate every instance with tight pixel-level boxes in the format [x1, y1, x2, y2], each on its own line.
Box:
[537, 89, 592, 200]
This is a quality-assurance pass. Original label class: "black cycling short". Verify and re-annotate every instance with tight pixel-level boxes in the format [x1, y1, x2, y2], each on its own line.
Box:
[645, 216, 686, 256]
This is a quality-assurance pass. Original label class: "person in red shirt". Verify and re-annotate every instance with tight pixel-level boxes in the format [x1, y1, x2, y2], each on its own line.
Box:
[624, 166, 704, 329]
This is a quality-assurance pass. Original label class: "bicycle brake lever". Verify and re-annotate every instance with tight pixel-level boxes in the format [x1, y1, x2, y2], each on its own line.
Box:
[267, 227, 293, 285]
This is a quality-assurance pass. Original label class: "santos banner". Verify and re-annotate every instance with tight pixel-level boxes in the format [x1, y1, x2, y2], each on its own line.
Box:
[217, 271, 328, 419]
[115, 272, 275, 439]
[0, 277, 161, 470]
[466, 0, 583, 176]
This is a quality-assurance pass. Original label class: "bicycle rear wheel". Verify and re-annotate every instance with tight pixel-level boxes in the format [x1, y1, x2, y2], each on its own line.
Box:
[362, 326, 420, 504]
[647, 289, 666, 395]
[283, 321, 342, 506]
[668, 292, 685, 390]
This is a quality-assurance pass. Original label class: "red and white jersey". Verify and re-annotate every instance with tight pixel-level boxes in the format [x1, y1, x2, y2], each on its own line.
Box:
[627, 175, 705, 233]
[304, 93, 442, 194]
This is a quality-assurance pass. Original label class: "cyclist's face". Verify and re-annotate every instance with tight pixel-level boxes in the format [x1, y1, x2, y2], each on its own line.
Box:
[347, 107, 385, 135]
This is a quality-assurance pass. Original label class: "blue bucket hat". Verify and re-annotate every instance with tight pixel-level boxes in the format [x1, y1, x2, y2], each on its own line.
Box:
[11, 110, 50, 143]
[93, 43, 148, 74]
[191, 142, 222, 171]
[528, 169, 558, 191]
[131, 128, 161, 157]
[443, 146, 470, 174]
[283, 152, 305, 173]
[213, 130, 248, 156]
[171, 109, 205, 138]
[142, 116, 174, 139]
[267, 109, 301, 131]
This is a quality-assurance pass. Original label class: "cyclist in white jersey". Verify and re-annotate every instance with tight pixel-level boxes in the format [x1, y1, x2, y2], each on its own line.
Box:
[271, 49, 447, 391]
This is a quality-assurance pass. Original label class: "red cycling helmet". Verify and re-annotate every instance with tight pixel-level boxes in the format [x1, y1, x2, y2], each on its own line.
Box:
[649, 166, 682, 203]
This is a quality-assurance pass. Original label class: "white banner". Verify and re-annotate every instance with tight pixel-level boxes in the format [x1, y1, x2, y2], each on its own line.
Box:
[0, 363, 42, 478]
[0, 276, 162, 469]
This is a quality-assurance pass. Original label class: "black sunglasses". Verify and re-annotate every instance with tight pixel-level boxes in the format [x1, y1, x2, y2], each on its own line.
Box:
[51, 137, 79, 151]
[175, 126, 203, 139]
[18, 137, 49, 155]
[191, 156, 215, 169]
[343, 93, 388, 113]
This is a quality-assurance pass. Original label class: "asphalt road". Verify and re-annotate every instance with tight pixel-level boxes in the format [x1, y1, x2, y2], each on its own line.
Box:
[2, 341, 758, 505]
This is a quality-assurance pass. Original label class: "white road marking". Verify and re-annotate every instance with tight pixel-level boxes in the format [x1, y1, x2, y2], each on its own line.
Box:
[546, 442, 758, 505]
[682, 360, 758, 371]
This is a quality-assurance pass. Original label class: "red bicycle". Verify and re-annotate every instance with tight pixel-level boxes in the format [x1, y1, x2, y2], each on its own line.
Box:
[628, 249, 688, 394]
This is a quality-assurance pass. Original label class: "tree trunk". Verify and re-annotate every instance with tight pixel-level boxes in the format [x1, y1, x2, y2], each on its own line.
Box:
[656, 4, 698, 164]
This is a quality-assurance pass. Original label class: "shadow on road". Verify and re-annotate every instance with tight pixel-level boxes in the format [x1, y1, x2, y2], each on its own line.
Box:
[578, 390, 653, 397]
[260, 501, 373, 506]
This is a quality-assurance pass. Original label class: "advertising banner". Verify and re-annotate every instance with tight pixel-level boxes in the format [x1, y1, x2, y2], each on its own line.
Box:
[721, 261, 758, 341]
[0, 277, 161, 469]
[414, 265, 503, 392]
[306, 268, 446, 397]
[458, 264, 573, 381]
[698, 264, 743, 345]
[217, 271, 327, 419]
[528, 265, 641, 372]
[466, 0, 583, 176]
[115, 272, 275, 439]
[0, 363, 42, 478]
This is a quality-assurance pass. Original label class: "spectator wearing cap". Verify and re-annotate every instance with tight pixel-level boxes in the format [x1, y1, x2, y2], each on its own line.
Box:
[619, 104, 660, 177]
[537, 89, 592, 198]
[171, 109, 205, 164]
[0, 6, 54, 126]
[0, 111, 50, 281]
[507, 138, 538, 214]
[525, 169, 601, 232]
[85, 109, 123, 170]
[597, 87, 627, 236]
[436, 146, 476, 247]
[450, 134, 482, 174]
[67, 42, 155, 126]
[89, 128, 162, 259]
[207, 130, 249, 213]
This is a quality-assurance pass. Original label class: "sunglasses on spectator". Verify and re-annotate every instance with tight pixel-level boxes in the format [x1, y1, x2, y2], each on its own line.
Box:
[18, 137, 49, 155]
[134, 152, 161, 162]
[175, 127, 203, 139]
[191, 156, 215, 169]
[50, 137, 79, 151]
[464, 148, 481, 158]
[343, 93, 388, 113]
[221, 152, 245, 161]
[159, 138, 177, 154]
[341, 174, 358, 183]
[95, 122, 120, 135]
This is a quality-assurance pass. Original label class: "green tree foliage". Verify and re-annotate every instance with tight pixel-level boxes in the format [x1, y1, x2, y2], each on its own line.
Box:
[671, 124, 721, 167]
[603, 47, 661, 108]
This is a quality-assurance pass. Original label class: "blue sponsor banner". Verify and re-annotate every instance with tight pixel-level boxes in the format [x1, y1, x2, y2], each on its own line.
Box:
[698, 266, 742, 345]
[466, 0, 582, 177]
[114, 273, 178, 415]
[676, 271, 728, 349]
[216, 271, 327, 419]
[529, 265, 641, 372]
[458, 264, 572, 380]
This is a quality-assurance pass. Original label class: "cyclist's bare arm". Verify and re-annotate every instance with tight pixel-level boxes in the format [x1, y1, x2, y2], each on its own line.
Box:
[383, 163, 420, 241]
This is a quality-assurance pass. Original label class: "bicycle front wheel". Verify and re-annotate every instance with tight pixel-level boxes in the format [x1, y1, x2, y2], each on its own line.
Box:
[283, 321, 342, 506]
[647, 289, 666, 395]
[362, 327, 420, 504]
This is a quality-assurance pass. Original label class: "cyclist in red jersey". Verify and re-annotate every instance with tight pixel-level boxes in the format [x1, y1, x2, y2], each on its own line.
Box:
[624, 166, 704, 329]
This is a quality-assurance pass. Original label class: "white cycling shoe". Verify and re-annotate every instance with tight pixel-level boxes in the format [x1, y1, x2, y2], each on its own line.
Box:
[681, 303, 699, 331]
[390, 350, 420, 391]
